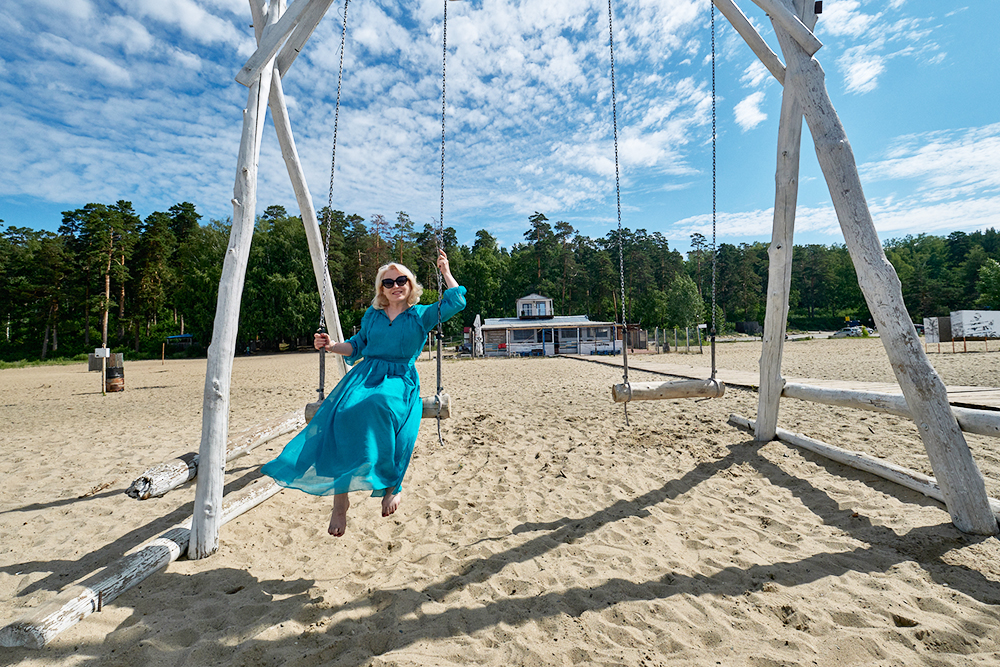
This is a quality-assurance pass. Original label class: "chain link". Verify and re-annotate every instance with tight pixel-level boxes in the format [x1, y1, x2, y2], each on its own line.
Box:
[711, 2, 718, 380]
[435, 0, 448, 446]
[608, 0, 629, 426]
[318, 0, 350, 336]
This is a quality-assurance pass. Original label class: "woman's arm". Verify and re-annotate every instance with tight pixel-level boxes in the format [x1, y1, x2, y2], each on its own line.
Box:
[314, 333, 354, 356]
[437, 249, 459, 289]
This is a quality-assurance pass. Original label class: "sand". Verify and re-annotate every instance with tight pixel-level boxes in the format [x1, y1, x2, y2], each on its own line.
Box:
[3, 338, 1000, 666]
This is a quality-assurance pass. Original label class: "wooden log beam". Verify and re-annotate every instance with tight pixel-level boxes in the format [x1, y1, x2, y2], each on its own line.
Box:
[750, 0, 822, 55]
[729, 413, 1000, 518]
[191, 1, 281, 561]
[755, 0, 814, 442]
[276, 0, 337, 77]
[712, 0, 785, 85]
[236, 0, 327, 86]
[781, 383, 1000, 438]
[771, 0, 996, 535]
[611, 379, 725, 403]
[0, 479, 281, 649]
[126, 411, 304, 499]
[268, 74, 347, 371]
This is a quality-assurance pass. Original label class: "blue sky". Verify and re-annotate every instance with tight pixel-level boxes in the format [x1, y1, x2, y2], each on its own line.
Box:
[0, 0, 997, 254]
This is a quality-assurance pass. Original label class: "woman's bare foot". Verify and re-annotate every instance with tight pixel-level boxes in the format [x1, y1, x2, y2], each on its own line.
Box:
[328, 493, 350, 537]
[381, 490, 402, 517]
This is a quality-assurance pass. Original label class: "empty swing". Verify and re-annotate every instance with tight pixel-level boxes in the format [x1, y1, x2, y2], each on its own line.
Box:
[305, 0, 453, 427]
[608, 0, 725, 408]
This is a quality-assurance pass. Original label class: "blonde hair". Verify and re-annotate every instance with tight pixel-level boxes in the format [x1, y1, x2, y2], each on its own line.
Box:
[372, 263, 423, 310]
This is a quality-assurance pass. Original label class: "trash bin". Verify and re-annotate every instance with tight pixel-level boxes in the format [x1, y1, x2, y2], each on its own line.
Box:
[106, 365, 125, 392]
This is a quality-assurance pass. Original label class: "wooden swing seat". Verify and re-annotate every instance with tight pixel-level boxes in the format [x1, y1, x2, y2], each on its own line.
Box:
[611, 378, 725, 403]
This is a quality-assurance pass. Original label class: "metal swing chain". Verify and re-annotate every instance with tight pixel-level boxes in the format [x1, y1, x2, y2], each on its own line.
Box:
[608, 0, 629, 426]
[434, 0, 449, 447]
[315, 0, 350, 406]
[710, 2, 718, 381]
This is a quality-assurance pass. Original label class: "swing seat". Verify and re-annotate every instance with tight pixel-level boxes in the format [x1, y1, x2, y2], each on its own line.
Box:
[305, 393, 452, 423]
[611, 378, 725, 403]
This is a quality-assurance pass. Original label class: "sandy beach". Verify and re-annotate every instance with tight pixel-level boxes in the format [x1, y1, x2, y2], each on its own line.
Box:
[3, 338, 1000, 666]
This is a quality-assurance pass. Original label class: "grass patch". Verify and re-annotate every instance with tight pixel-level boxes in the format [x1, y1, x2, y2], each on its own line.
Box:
[0, 355, 90, 370]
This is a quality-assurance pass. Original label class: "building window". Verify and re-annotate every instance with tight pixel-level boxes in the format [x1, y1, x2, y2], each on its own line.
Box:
[512, 329, 535, 342]
[520, 304, 532, 317]
[537, 302, 546, 316]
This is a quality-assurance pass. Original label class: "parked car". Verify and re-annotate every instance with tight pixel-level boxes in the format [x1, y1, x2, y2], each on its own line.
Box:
[455, 343, 472, 356]
[831, 326, 864, 338]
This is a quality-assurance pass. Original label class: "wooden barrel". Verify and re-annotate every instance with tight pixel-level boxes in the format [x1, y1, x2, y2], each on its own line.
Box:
[105, 366, 125, 392]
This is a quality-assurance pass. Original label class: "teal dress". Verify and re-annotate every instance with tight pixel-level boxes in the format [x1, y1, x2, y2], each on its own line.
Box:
[261, 286, 466, 497]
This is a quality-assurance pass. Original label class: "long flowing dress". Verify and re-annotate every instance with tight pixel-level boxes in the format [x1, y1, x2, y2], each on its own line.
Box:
[261, 286, 467, 497]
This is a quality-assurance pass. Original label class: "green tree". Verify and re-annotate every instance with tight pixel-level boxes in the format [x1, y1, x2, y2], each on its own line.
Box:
[665, 274, 705, 329]
[976, 258, 1000, 309]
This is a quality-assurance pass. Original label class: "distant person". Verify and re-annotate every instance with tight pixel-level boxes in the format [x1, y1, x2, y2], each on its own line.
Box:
[261, 250, 465, 536]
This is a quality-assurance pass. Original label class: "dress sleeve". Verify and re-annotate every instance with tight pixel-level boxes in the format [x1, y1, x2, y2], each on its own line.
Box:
[344, 308, 373, 366]
[419, 286, 467, 333]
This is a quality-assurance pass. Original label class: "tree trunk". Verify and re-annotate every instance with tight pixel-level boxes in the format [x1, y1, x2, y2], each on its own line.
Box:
[84, 284, 90, 346]
[40, 312, 51, 360]
[51, 302, 58, 352]
[102, 239, 113, 348]
[118, 254, 126, 340]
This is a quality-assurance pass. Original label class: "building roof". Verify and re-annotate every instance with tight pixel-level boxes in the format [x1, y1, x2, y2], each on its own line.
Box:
[482, 315, 616, 330]
[517, 293, 550, 301]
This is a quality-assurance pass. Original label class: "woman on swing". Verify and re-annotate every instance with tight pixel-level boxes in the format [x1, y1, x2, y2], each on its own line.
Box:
[262, 249, 465, 536]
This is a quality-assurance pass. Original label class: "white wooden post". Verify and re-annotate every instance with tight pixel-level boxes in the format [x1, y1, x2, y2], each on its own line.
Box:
[258, 4, 346, 375]
[755, 0, 813, 442]
[189, 1, 281, 560]
[769, 0, 996, 535]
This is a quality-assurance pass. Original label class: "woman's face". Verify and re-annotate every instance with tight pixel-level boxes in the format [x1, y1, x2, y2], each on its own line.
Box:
[381, 268, 412, 306]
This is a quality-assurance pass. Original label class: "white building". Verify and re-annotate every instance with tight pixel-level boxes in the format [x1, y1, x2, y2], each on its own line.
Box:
[480, 293, 619, 357]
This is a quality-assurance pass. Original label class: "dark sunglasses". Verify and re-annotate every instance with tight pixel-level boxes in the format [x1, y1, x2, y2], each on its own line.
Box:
[381, 276, 409, 289]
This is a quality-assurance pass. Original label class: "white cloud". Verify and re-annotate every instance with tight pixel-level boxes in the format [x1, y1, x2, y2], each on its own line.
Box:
[733, 92, 767, 131]
[740, 60, 769, 89]
[839, 48, 885, 93]
[861, 124, 1000, 197]
[36, 33, 133, 87]
[820, 1, 879, 38]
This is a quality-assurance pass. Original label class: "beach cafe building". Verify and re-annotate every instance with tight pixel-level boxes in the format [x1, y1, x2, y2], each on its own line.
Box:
[479, 293, 619, 357]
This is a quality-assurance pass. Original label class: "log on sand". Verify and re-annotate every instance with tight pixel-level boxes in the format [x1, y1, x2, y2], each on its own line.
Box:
[125, 411, 304, 500]
[728, 413, 1000, 519]
[0, 479, 282, 649]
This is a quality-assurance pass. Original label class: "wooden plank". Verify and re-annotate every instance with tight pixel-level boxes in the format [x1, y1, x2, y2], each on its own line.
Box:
[771, 0, 996, 535]
[574, 356, 1000, 411]
[713, 0, 785, 85]
[0, 479, 281, 649]
[781, 383, 1000, 438]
